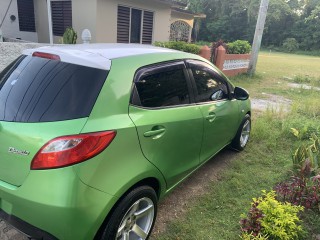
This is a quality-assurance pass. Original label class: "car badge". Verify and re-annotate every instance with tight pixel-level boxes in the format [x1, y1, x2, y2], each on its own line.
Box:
[8, 147, 30, 156]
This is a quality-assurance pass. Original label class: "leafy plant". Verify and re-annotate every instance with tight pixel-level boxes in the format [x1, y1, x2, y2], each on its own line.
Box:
[276, 175, 320, 210]
[226, 40, 251, 54]
[240, 191, 305, 240]
[61, 27, 77, 44]
[153, 41, 201, 54]
[283, 38, 299, 52]
[241, 232, 268, 240]
[291, 133, 320, 175]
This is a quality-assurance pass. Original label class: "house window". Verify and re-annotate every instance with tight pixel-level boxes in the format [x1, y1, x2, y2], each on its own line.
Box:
[51, 1, 72, 36]
[117, 6, 154, 44]
[17, 0, 36, 32]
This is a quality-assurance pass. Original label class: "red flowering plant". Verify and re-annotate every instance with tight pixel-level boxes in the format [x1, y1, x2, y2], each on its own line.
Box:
[240, 199, 264, 236]
[275, 174, 320, 210]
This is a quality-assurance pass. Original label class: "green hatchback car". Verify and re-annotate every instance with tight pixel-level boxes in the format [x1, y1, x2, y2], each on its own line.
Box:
[0, 44, 251, 240]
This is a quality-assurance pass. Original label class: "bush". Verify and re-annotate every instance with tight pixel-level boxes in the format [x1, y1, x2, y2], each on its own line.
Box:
[240, 191, 305, 240]
[153, 41, 201, 54]
[283, 38, 299, 52]
[226, 40, 251, 54]
[61, 27, 77, 44]
[276, 176, 320, 210]
[194, 40, 211, 46]
[291, 132, 320, 176]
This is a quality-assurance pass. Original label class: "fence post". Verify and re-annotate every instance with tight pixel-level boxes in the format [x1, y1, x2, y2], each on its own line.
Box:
[215, 46, 226, 70]
[199, 45, 211, 61]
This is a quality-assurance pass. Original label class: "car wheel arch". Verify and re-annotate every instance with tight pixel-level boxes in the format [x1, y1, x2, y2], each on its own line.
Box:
[94, 177, 162, 239]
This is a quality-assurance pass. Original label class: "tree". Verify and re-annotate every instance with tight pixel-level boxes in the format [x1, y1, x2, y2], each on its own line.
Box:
[180, 0, 320, 51]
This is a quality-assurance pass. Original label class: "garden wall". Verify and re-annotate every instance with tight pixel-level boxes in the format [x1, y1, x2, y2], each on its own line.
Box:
[215, 46, 250, 77]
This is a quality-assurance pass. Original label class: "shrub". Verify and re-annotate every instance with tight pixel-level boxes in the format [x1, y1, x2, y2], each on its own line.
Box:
[276, 133, 320, 210]
[153, 41, 201, 54]
[283, 38, 299, 52]
[195, 40, 211, 46]
[241, 232, 269, 240]
[291, 133, 320, 173]
[61, 27, 77, 44]
[226, 40, 251, 54]
[276, 175, 320, 210]
[240, 191, 305, 240]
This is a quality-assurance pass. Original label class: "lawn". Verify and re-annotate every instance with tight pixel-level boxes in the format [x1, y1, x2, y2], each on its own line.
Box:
[155, 52, 320, 240]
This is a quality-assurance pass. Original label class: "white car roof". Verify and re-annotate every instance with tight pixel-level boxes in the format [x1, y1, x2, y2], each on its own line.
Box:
[23, 44, 178, 70]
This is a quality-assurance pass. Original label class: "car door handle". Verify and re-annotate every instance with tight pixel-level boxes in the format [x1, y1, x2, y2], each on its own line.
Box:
[205, 113, 216, 123]
[143, 128, 166, 138]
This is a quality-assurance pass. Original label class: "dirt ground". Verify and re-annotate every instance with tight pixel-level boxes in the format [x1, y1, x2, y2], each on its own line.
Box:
[150, 149, 237, 239]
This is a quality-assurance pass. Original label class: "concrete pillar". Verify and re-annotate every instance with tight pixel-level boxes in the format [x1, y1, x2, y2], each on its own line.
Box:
[199, 45, 211, 61]
[215, 46, 226, 70]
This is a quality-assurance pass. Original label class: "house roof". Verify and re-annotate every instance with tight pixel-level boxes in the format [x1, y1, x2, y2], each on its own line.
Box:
[23, 44, 178, 70]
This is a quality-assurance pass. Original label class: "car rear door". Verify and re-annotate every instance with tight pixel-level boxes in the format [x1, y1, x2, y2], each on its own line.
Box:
[129, 61, 203, 189]
[186, 60, 240, 163]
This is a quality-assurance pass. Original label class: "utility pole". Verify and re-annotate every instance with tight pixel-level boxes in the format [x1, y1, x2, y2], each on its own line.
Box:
[248, 0, 270, 76]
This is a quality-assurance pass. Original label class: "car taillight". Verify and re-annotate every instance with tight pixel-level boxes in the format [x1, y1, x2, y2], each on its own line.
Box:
[32, 52, 61, 61]
[31, 131, 116, 170]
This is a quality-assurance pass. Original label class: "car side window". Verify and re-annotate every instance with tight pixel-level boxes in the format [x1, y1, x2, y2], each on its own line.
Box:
[188, 61, 229, 103]
[133, 63, 191, 108]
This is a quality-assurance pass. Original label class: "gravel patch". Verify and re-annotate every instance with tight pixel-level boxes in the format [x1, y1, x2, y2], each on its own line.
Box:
[251, 93, 292, 112]
[0, 221, 27, 240]
[288, 82, 320, 91]
[0, 42, 47, 71]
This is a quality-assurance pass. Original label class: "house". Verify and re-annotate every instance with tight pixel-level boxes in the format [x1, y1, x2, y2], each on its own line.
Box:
[0, 0, 205, 44]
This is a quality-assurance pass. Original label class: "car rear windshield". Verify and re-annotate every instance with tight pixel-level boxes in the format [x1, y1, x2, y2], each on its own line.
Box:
[0, 55, 108, 123]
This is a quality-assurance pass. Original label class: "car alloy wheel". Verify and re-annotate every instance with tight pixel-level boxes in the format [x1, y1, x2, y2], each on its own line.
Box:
[231, 114, 251, 151]
[116, 197, 155, 240]
[240, 119, 251, 148]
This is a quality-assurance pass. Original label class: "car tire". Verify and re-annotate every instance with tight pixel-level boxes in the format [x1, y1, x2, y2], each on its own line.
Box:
[100, 186, 157, 240]
[231, 114, 251, 151]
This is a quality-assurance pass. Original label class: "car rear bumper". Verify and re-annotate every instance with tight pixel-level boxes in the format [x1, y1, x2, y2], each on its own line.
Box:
[0, 209, 57, 240]
[0, 167, 116, 240]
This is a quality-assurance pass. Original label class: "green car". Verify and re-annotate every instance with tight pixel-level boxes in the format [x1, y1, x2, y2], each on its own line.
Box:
[0, 44, 251, 240]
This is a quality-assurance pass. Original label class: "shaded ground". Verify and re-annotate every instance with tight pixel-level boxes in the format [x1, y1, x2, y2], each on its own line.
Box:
[150, 149, 237, 239]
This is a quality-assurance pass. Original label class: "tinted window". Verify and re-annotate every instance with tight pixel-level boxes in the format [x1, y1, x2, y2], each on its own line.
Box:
[135, 65, 190, 108]
[189, 62, 229, 102]
[0, 55, 108, 122]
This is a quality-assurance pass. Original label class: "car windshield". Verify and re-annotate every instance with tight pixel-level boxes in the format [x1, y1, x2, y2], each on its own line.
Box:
[0, 55, 108, 123]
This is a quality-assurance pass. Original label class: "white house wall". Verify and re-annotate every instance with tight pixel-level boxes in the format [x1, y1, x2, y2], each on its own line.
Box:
[34, 0, 175, 44]
[0, 0, 38, 42]
[96, 0, 171, 43]
[72, 0, 98, 43]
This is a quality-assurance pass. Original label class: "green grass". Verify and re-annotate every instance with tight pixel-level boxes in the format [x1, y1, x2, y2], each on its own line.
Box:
[155, 52, 320, 240]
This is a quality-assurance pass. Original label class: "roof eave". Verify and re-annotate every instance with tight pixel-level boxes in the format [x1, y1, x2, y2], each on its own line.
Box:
[171, 7, 206, 18]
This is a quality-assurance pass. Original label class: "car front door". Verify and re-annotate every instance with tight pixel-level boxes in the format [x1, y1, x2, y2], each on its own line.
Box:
[187, 60, 240, 163]
[129, 61, 203, 189]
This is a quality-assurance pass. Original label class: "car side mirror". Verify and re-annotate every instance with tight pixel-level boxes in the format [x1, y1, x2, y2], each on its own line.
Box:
[234, 87, 249, 101]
